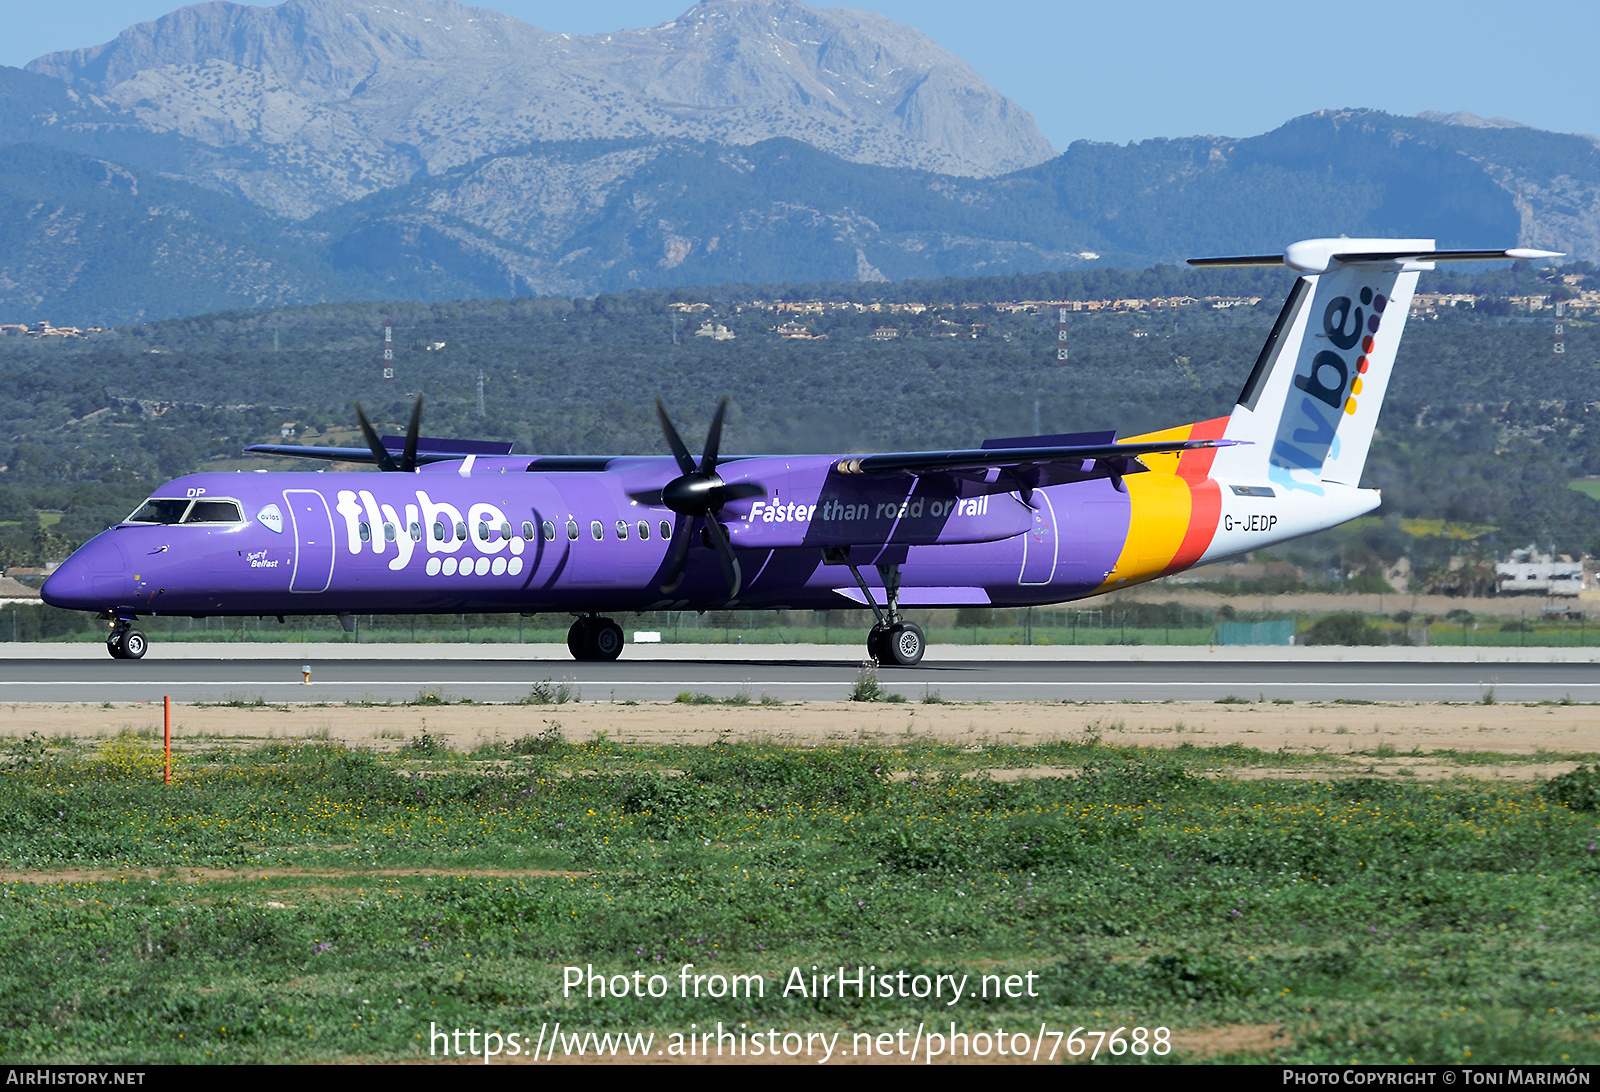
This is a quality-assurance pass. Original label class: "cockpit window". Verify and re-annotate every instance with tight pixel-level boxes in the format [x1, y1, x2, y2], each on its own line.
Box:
[124, 497, 245, 525]
[125, 498, 191, 525]
[187, 500, 243, 523]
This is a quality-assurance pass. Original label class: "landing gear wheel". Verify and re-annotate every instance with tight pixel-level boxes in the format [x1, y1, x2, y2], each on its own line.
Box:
[586, 618, 624, 662]
[866, 624, 889, 663]
[882, 622, 924, 667]
[567, 619, 588, 660]
[121, 630, 148, 660]
[567, 617, 624, 662]
[106, 632, 126, 659]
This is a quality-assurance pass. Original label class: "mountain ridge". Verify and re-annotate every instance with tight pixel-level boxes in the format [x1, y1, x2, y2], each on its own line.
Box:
[26, 0, 1054, 218]
[5, 3, 1600, 323]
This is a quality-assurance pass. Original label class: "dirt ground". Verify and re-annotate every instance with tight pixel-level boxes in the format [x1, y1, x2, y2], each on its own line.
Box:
[3, 699, 1595, 781]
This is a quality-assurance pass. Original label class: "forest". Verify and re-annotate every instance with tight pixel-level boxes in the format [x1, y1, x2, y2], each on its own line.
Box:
[0, 260, 1596, 588]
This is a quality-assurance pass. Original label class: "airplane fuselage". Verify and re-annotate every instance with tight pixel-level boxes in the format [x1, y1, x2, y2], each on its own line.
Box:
[43, 449, 1377, 620]
[48, 235, 1535, 662]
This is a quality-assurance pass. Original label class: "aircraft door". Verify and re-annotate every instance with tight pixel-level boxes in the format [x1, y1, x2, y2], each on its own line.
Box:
[1054, 481, 1132, 591]
[284, 489, 335, 593]
[1018, 492, 1058, 585]
[549, 477, 616, 586]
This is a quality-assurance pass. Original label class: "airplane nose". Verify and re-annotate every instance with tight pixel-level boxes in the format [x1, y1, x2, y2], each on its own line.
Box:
[41, 537, 129, 611]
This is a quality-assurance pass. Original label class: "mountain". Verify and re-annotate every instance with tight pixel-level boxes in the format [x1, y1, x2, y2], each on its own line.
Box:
[25, 0, 1054, 218]
[6, 0, 1600, 323]
[9, 107, 1600, 325]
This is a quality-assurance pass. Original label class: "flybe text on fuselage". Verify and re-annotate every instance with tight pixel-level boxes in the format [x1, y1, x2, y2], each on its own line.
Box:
[330, 488, 528, 575]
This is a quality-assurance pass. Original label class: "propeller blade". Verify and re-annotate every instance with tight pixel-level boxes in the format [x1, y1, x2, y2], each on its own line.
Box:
[702, 517, 742, 598]
[658, 515, 696, 594]
[399, 396, 423, 472]
[655, 398, 697, 477]
[700, 396, 729, 476]
[354, 403, 400, 473]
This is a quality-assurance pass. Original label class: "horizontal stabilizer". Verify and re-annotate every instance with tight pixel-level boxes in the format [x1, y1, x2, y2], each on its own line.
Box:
[1191, 238, 1563, 275]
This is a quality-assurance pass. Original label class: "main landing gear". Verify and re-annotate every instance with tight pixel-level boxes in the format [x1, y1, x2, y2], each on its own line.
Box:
[106, 620, 147, 660]
[848, 561, 925, 667]
[567, 615, 624, 662]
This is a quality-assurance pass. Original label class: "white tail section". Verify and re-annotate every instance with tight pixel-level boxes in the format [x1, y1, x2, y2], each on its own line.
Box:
[1205, 237, 1431, 494]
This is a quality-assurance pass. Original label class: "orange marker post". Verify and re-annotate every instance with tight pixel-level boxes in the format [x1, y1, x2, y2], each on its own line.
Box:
[163, 695, 171, 786]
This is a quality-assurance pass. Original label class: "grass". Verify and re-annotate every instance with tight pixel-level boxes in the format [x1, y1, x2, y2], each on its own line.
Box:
[1568, 479, 1600, 502]
[0, 736, 1597, 1064]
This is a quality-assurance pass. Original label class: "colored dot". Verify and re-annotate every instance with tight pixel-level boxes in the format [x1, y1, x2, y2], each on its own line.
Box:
[1360, 287, 1373, 304]
[1367, 314, 1380, 332]
[1374, 293, 1387, 312]
[1362, 335, 1374, 352]
[1351, 377, 1363, 394]
[1344, 398, 1358, 415]
[442, 557, 457, 575]
[1357, 356, 1369, 373]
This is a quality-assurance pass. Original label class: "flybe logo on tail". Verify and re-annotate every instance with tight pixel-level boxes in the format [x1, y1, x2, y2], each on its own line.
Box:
[1270, 283, 1390, 494]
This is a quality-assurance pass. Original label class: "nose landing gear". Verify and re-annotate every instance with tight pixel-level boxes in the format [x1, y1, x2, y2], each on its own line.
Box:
[106, 621, 147, 660]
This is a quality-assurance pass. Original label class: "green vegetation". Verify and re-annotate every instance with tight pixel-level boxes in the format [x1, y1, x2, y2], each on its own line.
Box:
[0, 735, 1597, 1063]
[2, 261, 1598, 581]
[1305, 613, 1388, 647]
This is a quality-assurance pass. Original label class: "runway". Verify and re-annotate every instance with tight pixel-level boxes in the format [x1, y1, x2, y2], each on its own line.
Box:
[3, 648, 1596, 703]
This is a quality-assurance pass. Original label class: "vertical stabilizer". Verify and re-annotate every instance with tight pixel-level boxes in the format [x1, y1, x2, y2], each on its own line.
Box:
[1203, 238, 1431, 493]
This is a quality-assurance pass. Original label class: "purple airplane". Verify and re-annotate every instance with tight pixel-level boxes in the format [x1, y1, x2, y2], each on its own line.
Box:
[42, 239, 1555, 664]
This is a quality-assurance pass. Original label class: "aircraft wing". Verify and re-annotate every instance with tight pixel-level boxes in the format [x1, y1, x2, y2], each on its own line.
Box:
[832, 438, 1241, 497]
[245, 436, 515, 465]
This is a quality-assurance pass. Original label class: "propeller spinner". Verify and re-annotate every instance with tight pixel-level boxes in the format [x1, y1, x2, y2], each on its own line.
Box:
[631, 398, 764, 597]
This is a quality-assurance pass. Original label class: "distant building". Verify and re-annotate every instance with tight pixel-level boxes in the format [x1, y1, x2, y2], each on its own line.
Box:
[773, 321, 826, 340]
[869, 327, 900, 341]
[1496, 545, 1584, 596]
[694, 321, 735, 340]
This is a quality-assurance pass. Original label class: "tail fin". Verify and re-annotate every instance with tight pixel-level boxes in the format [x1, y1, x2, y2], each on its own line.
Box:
[1199, 238, 1560, 494]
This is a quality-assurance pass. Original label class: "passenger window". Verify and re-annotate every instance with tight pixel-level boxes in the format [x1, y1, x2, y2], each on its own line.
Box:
[358, 522, 371, 542]
[455, 521, 467, 542]
[566, 520, 578, 541]
[409, 522, 422, 542]
[542, 521, 555, 541]
[660, 520, 672, 540]
[477, 520, 490, 541]
[383, 522, 396, 542]
[523, 521, 535, 541]
[638, 521, 650, 541]
[500, 521, 512, 541]
[590, 520, 604, 541]
[432, 521, 445, 542]
[616, 520, 629, 540]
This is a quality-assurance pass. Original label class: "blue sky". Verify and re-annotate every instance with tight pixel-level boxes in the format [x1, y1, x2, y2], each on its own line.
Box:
[7, 1, 1595, 150]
